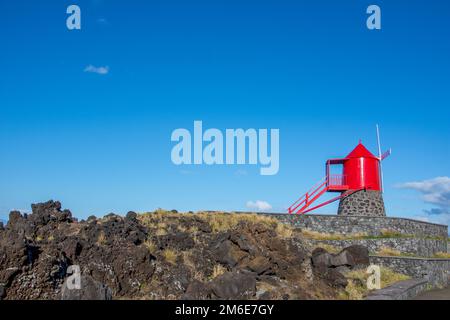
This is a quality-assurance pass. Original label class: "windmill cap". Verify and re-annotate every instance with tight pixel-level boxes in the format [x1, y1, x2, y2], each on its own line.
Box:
[346, 142, 378, 159]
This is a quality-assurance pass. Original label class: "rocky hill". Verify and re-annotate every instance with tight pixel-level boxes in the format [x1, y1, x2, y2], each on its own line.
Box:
[0, 201, 371, 300]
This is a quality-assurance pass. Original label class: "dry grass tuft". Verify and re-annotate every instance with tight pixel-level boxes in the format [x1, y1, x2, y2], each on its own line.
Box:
[155, 228, 168, 236]
[138, 210, 179, 226]
[376, 246, 402, 257]
[139, 210, 293, 237]
[340, 267, 410, 300]
[432, 252, 450, 259]
[143, 239, 157, 253]
[301, 229, 417, 241]
[312, 243, 341, 254]
[339, 279, 365, 300]
[379, 229, 410, 238]
[97, 231, 107, 246]
[182, 250, 194, 267]
[162, 248, 178, 265]
[275, 223, 293, 238]
[181, 250, 205, 281]
[210, 264, 227, 279]
[195, 212, 278, 233]
[300, 229, 349, 240]
[378, 268, 411, 288]
[189, 225, 199, 233]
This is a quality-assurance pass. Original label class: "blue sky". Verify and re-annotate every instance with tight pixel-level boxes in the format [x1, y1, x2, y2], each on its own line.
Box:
[0, 1, 449, 226]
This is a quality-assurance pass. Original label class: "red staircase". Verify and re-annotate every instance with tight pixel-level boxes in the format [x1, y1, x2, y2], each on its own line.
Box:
[288, 174, 357, 214]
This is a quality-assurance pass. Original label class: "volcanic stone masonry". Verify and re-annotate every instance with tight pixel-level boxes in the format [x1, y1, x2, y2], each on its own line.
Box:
[337, 189, 386, 217]
[267, 214, 447, 239]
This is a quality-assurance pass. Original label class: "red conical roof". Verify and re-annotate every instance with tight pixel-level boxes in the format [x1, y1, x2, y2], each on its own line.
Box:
[346, 142, 378, 159]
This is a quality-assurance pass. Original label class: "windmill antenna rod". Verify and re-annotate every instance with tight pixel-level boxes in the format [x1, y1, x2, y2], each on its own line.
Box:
[376, 124, 384, 193]
[376, 124, 382, 159]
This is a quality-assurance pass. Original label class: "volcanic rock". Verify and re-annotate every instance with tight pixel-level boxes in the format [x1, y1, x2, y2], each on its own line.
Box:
[0, 200, 344, 300]
[61, 275, 112, 300]
[211, 272, 256, 299]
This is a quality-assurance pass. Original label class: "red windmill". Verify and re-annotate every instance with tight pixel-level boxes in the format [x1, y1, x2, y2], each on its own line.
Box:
[288, 126, 391, 215]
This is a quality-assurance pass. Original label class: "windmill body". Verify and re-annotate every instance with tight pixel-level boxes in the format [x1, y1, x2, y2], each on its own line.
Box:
[288, 127, 391, 216]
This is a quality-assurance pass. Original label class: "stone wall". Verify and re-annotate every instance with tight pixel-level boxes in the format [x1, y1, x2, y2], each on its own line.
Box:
[265, 213, 448, 239]
[369, 256, 450, 288]
[338, 190, 385, 217]
[280, 213, 449, 290]
[249, 212, 449, 291]
[365, 279, 429, 300]
[306, 238, 446, 258]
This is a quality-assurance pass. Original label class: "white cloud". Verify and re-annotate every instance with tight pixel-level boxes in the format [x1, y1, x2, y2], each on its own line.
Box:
[84, 65, 109, 75]
[246, 200, 272, 212]
[399, 177, 450, 227]
[398, 176, 450, 211]
[97, 18, 110, 26]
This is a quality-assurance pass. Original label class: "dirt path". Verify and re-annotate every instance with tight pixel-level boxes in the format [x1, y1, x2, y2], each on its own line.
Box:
[414, 287, 450, 300]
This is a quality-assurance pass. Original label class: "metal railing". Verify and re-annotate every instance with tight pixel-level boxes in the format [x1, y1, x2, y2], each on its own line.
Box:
[288, 176, 328, 214]
[327, 174, 346, 187]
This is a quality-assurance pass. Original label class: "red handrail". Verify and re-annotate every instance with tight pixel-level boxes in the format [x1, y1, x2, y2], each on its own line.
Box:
[288, 176, 328, 213]
[300, 189, 360, 214]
